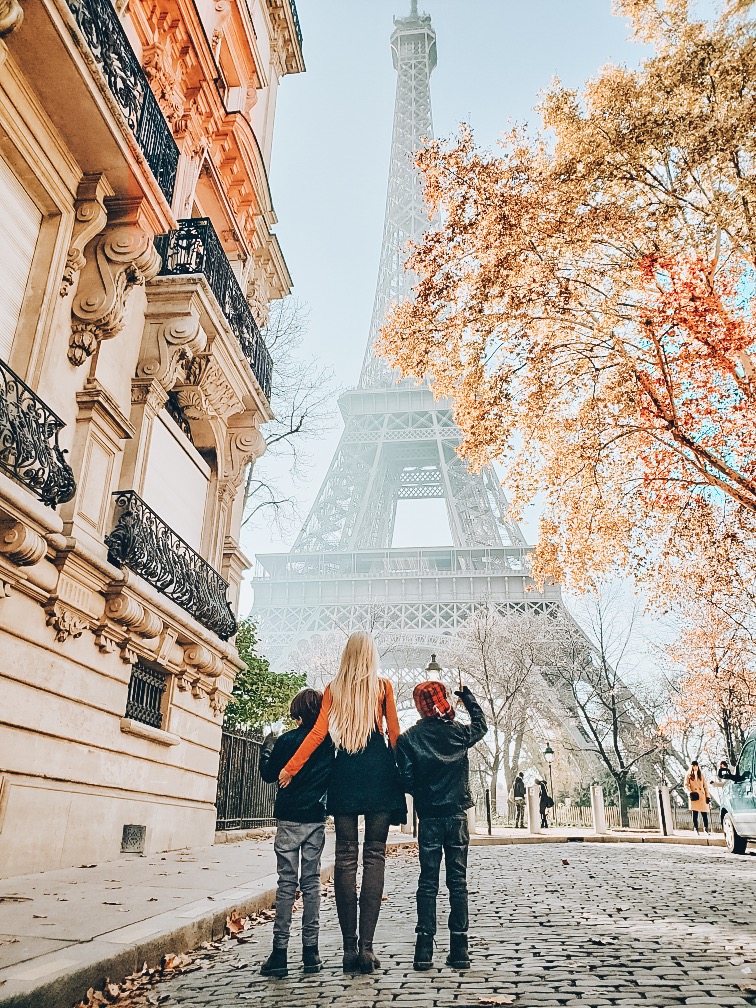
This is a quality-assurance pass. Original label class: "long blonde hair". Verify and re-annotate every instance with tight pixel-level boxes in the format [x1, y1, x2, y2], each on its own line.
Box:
[328, 631, 381, 753]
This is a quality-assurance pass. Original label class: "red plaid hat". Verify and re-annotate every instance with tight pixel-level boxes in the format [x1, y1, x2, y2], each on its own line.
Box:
[413, 680, 455, 721]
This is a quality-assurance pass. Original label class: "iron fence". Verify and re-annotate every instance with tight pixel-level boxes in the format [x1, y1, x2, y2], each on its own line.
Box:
[216, 730, 277, 831]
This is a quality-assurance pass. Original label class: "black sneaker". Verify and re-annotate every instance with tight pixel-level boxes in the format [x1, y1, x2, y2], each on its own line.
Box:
[303, 944, 322, 974]
[446, 932, 470, 970]
[414, 932, 434, 971]
[260, 947, 288, 978]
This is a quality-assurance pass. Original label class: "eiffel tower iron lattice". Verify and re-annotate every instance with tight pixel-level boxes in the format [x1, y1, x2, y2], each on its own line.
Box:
[253, 2, 567, 680]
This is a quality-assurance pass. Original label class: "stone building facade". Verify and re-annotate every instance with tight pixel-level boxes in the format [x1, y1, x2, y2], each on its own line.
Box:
[0, 0, 303, 874]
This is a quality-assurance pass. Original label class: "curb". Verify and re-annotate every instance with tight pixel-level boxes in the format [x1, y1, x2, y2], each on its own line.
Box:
[0, 860, 334, 1008]
[467, 833, 726, 848]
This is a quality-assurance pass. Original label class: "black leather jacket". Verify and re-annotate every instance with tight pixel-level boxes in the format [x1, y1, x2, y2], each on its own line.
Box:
[259, 725, 334, 823]
[396, 687, 487, 819]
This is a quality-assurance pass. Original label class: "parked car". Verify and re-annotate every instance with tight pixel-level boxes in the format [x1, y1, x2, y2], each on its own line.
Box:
[719, 729, 756, 855]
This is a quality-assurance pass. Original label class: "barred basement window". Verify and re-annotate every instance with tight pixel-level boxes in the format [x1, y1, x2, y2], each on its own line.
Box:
[125, 660, 167, 729]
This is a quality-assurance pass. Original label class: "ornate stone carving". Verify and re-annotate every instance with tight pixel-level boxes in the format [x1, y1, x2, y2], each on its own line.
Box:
[0, 0, 22, 37]
[208, 686, 228, 718]
[70, 203, 161, 365]
[0, 520, 47, 567]
[136, 314, 205, 392]
[60, 175, 111, 298]
[95, 629, 119, 654]
[211, 0, 231, 49]
[105, 592, 164, 638]
[184, 643, 223, 678]
[143, 44, 184, 125]
[223, 412, 267, 489]
[176, 354, 242, 421]
[45, 604, 89, 643]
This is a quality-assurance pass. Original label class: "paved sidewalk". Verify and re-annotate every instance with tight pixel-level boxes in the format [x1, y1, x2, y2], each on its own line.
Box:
[0, 830, 332, 1008]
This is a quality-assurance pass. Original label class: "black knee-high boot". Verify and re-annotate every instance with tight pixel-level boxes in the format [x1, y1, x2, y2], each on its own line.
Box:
[334, 840, 359, 971]
[358, 841, 387, 973]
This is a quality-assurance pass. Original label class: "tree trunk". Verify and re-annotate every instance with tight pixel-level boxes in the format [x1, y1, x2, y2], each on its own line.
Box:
[617, 775, 630, 828]
[490, 754, 501, 816]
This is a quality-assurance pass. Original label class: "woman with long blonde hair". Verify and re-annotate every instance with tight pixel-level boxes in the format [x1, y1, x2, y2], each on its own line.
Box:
[279, 630, 405, 973]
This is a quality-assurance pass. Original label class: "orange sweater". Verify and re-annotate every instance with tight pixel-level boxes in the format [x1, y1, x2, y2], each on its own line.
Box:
[283, 679, 400, 778]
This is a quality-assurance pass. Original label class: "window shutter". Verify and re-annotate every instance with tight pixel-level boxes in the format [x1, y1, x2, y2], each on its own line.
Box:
[0, 155, 42, 361]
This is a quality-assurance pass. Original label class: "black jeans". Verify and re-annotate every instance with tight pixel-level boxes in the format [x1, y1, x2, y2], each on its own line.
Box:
[416, 812, 469, 935]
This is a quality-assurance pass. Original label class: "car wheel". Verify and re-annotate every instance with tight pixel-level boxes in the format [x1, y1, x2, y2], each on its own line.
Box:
[723, 812, 748, 855]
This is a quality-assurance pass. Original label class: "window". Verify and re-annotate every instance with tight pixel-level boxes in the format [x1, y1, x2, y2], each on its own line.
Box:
[125, 660, 167, 729]
[0, 154, 42, 361]
[737, 741, 755, 782]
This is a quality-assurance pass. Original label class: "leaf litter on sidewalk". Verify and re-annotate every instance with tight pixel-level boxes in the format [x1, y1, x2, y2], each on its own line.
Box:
[72, 904, 282, 1007]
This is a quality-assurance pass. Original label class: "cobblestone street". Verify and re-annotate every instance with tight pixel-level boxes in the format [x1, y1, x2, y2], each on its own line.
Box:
[145, 842, 756, 1008]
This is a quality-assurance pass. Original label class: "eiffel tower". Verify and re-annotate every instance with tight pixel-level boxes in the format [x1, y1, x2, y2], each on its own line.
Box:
[253, 2, 565, 681]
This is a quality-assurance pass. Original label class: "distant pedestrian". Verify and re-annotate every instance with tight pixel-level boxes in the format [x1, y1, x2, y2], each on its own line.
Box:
[258, 688, 334, 978]
[512, 772, 526, 828]
[396, 680, 487, 972]
[685, 760, 711, 834]
[538, 779, 552, 829]
[278, 631, 406, 974]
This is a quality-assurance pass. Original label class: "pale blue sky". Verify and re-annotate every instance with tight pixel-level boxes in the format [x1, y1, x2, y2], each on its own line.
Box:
[242, 0, 650, 574]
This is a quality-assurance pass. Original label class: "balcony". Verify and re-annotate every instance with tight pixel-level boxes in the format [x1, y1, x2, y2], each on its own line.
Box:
[0, 357, 76, 508]
[105, 491, 237, 641]
[154, 218, 273, 399]
[65, 0, 179, 204]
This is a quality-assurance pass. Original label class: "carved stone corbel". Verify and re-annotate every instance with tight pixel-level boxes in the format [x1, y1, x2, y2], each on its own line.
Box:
[175, 354, 241, 421]
[60, 175, 111, 298]
[136, 314, 205, 392]
[0, 0, 23, 37]
[184, 643, 223, 679]
[105, 592, 164, 639]
[0, 520, 47, 567]
[223, 411, 267, 489]
[45, 603, 89, 643]
[70, 201, 161, 366]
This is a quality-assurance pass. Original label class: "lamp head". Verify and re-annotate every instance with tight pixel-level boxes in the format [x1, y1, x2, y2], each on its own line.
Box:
[425, 652, 442, 673]
[544, 744, 555, 764]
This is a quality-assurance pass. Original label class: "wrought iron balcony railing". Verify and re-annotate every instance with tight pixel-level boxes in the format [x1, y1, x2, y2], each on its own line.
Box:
[65, 0, 179, 204]
[105, 491, 237, 641]
[154, 218, 273, 399]
[0, 357, 76, 507]
[289, 0, 303, 52]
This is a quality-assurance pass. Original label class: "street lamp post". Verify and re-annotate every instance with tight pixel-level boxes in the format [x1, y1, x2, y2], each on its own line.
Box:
[544, 743, 555, 826]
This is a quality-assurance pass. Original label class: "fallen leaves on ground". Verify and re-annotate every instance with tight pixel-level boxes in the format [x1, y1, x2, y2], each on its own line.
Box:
[225, 910, 251, 937]
[72, 947, 221, 1008]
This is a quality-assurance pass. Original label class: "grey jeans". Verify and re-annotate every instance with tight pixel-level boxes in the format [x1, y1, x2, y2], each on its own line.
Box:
[273, 820, 326, 948]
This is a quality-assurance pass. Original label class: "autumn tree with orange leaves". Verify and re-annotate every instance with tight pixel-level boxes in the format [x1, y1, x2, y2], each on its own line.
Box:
[666, 607, 756, 764]
[379, 0, 756, 606]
